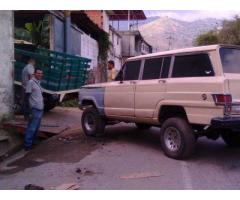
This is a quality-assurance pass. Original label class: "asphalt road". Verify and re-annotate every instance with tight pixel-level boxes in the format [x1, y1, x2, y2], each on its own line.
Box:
[0, 107, 240, 189]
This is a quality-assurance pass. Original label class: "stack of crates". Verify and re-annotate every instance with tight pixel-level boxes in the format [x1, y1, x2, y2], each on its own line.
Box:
[14, 48, 91, 91]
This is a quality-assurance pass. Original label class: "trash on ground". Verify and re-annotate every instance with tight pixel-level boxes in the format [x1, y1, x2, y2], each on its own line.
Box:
[120, 171, 162, 179]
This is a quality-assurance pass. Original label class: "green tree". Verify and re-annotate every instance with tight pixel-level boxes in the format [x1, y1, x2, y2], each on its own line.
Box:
[194, 31, 219, 46]
[195, 15, 240, 46]
[97, 32, 110, 82]
[14, 14, 50, 48]
[218, 16, 240, 45]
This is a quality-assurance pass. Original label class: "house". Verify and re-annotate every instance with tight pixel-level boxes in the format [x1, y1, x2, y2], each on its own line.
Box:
[118, 30, 153, 61]
[109, 26, 122, 70]
[84, 11, 122, 70]
[14, 11, 106, 70]
[84, 10, 149, 69]
[107, 10, 152, 61]
[14, 10, 150, 83]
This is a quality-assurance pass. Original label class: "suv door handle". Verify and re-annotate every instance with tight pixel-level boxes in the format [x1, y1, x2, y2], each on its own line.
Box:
[130, 80, 137, 84]
[158, 80, 166, 83]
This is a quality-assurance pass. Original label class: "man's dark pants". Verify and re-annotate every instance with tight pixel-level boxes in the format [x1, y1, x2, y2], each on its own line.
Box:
[24, 108, 43, 148]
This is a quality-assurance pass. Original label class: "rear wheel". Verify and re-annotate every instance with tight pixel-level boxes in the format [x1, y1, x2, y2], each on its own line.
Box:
[160, 117, 196, 159]
[81, 107, 105, 137]
[135, 123, 152, 130]
[221, 131, 240, 147]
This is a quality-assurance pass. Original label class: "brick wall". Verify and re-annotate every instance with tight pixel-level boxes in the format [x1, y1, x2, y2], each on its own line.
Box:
[84, 10, 103, 29]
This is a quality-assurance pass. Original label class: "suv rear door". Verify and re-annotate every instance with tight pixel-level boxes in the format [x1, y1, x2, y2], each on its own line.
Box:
[135, 56, 171, 118]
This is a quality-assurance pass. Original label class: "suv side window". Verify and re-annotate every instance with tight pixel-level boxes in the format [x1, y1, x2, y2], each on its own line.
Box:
[124, 60, 141, 81]
[161, 57, 171, 78]
[172, 53, 214, 78]
[142, 57, 163, 80]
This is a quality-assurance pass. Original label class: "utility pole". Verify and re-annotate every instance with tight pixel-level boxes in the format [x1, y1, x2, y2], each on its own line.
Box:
[166, 34, 174, 50]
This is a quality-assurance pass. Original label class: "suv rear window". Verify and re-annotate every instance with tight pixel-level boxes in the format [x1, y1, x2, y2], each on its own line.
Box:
[124, 60, 141, 81]
[142, 57, 163, 80]
[220, 47, 240, 73]
[172, 53, 214, 78]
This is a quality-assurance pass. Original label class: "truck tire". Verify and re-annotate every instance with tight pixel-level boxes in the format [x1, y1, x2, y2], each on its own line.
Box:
[43, 94, 59, 112]
[221, 131, 240, 147]
[160, 117, 196, 159]
[44, 102, 57, 112]
[135, 123, 152, 130]
[81, 107, 105, 137]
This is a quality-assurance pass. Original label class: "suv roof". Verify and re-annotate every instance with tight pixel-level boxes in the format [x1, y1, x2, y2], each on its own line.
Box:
[127, 44, 240, 61]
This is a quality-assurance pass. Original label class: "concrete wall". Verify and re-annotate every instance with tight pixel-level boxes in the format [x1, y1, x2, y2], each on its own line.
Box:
[71, 26, 82, 56]
[109, 28, 122, 70]
[81, 33, 99, 69]
[51, 15, 65, 52]
[50, 15, 82, 55]
[102, 11, 109, 33]
[121, 33, 135, 57]
[0, 11, 14, 121]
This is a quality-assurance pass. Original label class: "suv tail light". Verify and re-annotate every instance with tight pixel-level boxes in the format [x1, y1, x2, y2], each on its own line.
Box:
[212, 94, 232, 105]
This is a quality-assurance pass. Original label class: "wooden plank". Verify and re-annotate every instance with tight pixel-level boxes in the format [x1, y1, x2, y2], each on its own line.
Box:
[2, 118, 69, 137]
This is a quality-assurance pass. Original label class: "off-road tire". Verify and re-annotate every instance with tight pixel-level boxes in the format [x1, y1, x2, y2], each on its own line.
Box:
[160, 117, 196, 159]
[135, 123, 152, 130]
[81, 107, 105, 137]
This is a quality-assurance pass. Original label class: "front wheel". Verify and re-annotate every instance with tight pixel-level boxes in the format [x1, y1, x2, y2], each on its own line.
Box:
[81, 107, 106, 137]
[160, 117, 196, 159]
[221, 131, 240, 147]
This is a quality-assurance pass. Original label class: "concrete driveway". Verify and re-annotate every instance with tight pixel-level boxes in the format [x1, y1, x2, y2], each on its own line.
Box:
[0, 107, 240, 189]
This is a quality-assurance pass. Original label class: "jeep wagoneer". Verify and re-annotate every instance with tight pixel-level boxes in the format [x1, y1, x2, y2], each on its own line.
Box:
[79, 44, 240, 159]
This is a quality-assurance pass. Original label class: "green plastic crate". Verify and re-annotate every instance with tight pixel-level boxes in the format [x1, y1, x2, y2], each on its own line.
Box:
[14, 48, 91, 91]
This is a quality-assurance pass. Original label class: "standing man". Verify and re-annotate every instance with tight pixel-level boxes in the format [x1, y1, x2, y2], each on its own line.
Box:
[22, 58, 36, 119]
[24, 68, 44, 151]
[107, 60, 116, 82]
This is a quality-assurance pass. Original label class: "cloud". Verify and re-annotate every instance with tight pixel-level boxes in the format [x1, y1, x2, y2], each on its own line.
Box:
[144, 10, 240, 21]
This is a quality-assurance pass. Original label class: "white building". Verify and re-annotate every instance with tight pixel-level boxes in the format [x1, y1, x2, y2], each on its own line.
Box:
[0, 11, 14, 121]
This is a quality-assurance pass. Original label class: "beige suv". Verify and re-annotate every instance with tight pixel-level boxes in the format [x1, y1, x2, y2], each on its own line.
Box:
[79, 44, 240, 159]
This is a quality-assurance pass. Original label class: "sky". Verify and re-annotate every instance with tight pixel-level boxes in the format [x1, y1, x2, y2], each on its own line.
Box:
[144, 10, 240, 22]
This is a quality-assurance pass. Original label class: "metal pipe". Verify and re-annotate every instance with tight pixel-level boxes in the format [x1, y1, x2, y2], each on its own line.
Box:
[128, 10, 130, 30]
[64, 11, 71, 53]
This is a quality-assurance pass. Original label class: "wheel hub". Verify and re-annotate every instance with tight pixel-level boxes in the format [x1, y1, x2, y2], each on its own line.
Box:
[164, 127, 181, 152]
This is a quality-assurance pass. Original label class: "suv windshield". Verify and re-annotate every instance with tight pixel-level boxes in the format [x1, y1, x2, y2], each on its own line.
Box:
[220, 47, 240, 73]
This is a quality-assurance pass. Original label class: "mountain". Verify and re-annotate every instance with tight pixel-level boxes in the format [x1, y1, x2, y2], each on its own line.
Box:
[138, 17, 222, 51]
